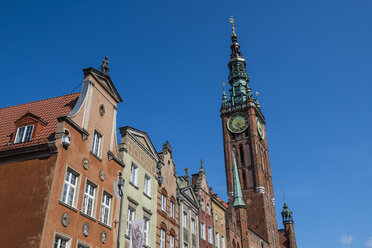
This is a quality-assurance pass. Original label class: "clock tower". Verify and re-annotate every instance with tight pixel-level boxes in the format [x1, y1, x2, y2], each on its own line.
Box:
[221, 18, 281, 248]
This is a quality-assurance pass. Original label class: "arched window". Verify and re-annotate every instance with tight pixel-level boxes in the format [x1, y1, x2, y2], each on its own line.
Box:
[239, 144, 245, 166]
[245, 143, 252, 166]
[242, 170, 247, 189]
[206, 203, 210, 215]
[233, 240, 236, 248]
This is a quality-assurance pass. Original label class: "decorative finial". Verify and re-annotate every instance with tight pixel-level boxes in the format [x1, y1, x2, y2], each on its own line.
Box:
[283, 192, 286, 203]
[255, 92, 261, 109]
[200, 158, 204, 167]
[222, 82, 229, 107]
[230, 16, 236, 37]
[185, 167, 189, 175]
[101, 56, 110, 74]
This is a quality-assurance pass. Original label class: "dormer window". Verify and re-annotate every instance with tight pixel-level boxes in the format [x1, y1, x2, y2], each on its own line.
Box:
[14, 125, 34, 143]
[91, 130, 102, 157]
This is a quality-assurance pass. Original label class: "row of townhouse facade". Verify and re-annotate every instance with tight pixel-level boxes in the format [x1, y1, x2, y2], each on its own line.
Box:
[0, 60, 229, 248]
[0, 57, 296, 248]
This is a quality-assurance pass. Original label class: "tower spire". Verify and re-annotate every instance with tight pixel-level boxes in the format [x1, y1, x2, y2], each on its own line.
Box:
[232, 148, 246, 208]
[227, 17, 252, 106]
[281, 201, 294, 224]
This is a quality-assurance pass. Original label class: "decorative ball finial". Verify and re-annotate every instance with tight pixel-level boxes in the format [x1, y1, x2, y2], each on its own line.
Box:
[185, 167, 189, 175]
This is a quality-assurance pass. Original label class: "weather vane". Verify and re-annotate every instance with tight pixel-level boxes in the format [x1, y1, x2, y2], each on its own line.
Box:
[255, 91, 260, 98]
[230, 16, 237, 37]
[222, 82, 226, 90]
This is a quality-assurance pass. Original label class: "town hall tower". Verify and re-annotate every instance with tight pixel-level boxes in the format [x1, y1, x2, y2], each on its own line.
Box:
[221, 18, 296, 248]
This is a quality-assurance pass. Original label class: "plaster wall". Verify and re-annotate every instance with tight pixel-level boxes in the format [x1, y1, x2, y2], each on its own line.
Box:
[119, 134, 158, 248]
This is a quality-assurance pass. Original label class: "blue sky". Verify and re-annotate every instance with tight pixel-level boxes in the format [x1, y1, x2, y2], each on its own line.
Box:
[1, 0, 372, 247]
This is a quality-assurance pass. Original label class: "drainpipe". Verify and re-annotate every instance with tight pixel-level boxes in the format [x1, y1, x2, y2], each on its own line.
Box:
[211, 203, 216, 248]
[117, 172, 125, 248]
[197, 194, 202, 248]
[177, 192, 182, 248]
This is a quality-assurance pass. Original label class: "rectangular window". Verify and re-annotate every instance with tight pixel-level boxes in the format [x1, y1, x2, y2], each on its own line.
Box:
[53, 234, 70, 248]
[183, 211, 187, 228]
[184, 243, 188, 248]
[91, 131, 102, 156]
[61, 169, 78, 207]
[222, 236, 226, 248]
[161, 194, 166, 212]
[160, 229, 166, 248]
[99, 191, 112, 225]
[208, 227, 213, 244]
[126, 208, 135, 236]
[77, 243, 90, 248]
[191, 218, 195, 234]
[144, 218, 149, 245]
[130, 163, 138, 186]
[201, 222, 206, 240]
[144, 174, 151, 195]
[15, 125, 34, 143]
[170, 201, 174, 218]
[170, 235, 175, 248]
[82, 181, 96, 217]
[215, 232, 220, 248]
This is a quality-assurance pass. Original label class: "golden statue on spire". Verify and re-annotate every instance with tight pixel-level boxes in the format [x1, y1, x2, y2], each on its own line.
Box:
[230, 16, 237, 36]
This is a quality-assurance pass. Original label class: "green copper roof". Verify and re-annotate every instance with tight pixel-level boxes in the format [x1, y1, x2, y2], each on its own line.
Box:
[281, 202, 294, 224]
[224, 20, 253, 106]
[232, 148, 246, 208]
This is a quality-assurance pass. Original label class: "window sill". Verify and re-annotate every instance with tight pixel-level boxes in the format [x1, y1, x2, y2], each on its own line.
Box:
[129, 181, 139, 190]
[98, 220, 112, 230]
[59, 200, 78, 212]
[143, 192, 152, 200]
[80, 211, 97, 222]
[90, 151, 103, 162]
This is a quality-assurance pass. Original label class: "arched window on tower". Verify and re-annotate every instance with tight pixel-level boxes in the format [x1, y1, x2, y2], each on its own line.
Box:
[239, 144, 245, 166]
[242, 170, 247, 189]
[245, 143, 252, 166]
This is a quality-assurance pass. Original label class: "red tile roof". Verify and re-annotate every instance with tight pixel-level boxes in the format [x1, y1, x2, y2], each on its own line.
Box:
[0, 93, 80, 151]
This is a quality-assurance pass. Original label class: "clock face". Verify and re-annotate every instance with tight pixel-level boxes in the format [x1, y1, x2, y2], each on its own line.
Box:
[227, 112, 249, 134]
[256, 117, 265, 139]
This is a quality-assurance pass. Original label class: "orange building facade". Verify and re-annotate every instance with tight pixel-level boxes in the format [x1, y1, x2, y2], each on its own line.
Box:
[0, 61, 124, 248]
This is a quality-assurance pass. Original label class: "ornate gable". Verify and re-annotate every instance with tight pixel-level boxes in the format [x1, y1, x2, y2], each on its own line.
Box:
[120, 126, 159, 162]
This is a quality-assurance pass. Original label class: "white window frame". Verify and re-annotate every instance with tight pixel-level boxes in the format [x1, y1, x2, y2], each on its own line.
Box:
[161, 194, 166, 212]
[143, 218, 149, 245]
[183, 211, 187, 228]
[130, 163, 138, 186]
[201, 222, 206, 240]
[99, 191, 112, 226]
[170, 200, 174, 218]
[14, 124, 34, 143]
[77, 242, 91, 248]
[61, 168, 79, 207]
[208, 226, 213, 244]
[144, 174, 151, 195]
[160, 229, 166, 248]
[191, 218, 195, 234]
[91, 131, 102, 157]
[53, 233, 71, 248]
[215, 232, 220, 248]
[170, 234, 175, 248]
[126, 207, 135, 236]
[82, 180, 97, 217]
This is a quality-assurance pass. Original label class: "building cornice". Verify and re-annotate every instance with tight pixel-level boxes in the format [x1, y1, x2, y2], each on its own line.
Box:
[0, 142, 57, 164]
